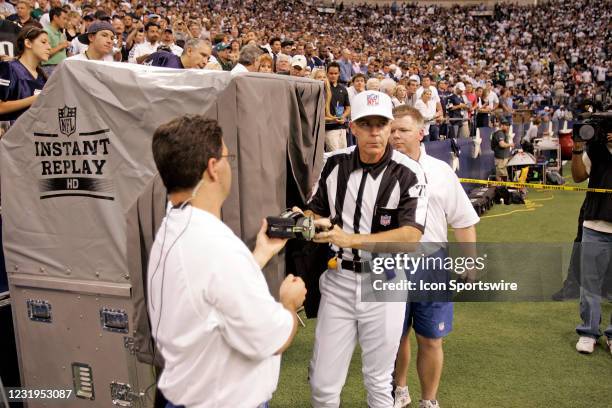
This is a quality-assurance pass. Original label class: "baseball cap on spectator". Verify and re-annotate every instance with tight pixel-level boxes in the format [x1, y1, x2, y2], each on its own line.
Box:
[281, 39, 294, 47]
[83, 13, 95, 22]
[500, 118, 511, 125]
[291, 55, 307, 70]
[455, 82, 466, 91]
[94, 10, 111, 21]
[351, 91, 394, 122]
[409, 74, 420, 84]
[148, 13, 160, 19]
[214, 42, 230, 52]
[78, 21, 117, 44]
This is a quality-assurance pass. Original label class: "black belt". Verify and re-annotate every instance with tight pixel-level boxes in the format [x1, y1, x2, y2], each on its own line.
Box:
[340, 259, 371, 273]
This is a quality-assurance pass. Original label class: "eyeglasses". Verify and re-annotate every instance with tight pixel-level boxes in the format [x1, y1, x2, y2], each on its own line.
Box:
[221, 154, 236, 163]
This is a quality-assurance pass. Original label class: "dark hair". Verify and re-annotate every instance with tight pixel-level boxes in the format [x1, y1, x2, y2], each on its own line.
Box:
[351, 73, 366, 83]
[15, 26, 47, 58]
[269, 37, 281, 46]
[49, 7, 65, 21]
[327, 61, 340, 72]
[152, 115, 223, 194]
[145, 22, 160, 32]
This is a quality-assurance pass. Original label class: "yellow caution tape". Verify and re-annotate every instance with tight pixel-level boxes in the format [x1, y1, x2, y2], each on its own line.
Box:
[459, 178, 612, 194]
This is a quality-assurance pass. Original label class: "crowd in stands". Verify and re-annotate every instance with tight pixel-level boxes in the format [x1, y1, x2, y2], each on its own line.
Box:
[0, 0, 609, 145]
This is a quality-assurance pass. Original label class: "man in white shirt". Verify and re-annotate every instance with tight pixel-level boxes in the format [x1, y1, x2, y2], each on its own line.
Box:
[129, 21, 161, 64]
[148, 115, 306, 407]
[416, 75, 440, 103]
[160, 28, 182, 57]
[0, 0, 15, 18]
[230, 44, 263, 74]
[390, 106, 479, 408]
[66, 21, 116, 61]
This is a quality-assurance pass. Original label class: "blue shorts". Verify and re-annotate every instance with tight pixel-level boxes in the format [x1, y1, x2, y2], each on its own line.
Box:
[402, 301, 454, 339]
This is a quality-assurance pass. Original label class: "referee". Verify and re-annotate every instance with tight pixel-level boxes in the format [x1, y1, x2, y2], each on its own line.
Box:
[300, 90, 428, 408]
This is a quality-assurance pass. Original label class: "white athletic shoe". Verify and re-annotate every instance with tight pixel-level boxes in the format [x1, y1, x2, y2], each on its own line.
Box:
[576, 336, 596, 354]
[607, 338, 612, 357]
[419, 400, 440, 408]
[393, 386, 411, 408]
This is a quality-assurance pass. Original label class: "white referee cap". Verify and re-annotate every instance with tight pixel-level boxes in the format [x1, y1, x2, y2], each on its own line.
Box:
[351, 91, 394, 122]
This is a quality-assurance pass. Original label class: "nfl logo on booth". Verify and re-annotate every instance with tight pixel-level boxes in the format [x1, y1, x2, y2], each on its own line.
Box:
[58, 106, 77, 137]
[380, 214, 391, 226]
[367, 94, 379, 106]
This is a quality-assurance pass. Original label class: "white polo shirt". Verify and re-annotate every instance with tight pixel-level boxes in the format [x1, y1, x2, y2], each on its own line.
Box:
[415, 85, 440, 104]
[129, 40, 160, 63]
[148, 206, 294, 408]
[418, 145, 480, 242]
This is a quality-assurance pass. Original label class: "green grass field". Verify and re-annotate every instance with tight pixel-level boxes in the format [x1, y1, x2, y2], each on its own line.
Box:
[272, 166, 612, 407]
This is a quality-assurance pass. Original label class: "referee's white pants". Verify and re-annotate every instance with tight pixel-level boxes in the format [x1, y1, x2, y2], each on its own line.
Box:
[309, 268, 404, 408]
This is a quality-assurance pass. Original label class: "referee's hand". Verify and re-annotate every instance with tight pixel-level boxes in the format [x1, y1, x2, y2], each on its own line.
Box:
[314, 223, 354, 248]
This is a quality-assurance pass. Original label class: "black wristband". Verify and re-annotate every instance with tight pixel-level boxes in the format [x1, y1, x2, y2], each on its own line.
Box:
[572, 150, 584, 155]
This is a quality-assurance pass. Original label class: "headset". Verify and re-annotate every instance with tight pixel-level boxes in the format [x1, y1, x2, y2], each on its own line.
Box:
[144, 178, 203, 400]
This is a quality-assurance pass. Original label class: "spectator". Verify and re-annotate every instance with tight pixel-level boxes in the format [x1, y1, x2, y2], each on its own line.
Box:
[275, 53, 290, 75]
[160, 29, 183, 57]
[68, 21, 116, 61]
[491, 118, 514, 180]
[289, 55, 307, 77]
[65, 11, 81, 43]
[405, 78, 419, 107]
[305, 43, 324, 69]
[337, 48, 355, 85]
[447, 82, 469, 138]
[149, 38, 211, 69]
[347, 72, 366, 102]
[366, 77, 381, 91]
[269, 36, 281, 72]
[475, 87, 491, 129]
[257, 53, 273, 73]
[231, 44, 263, 74]
[325, 61, 351, 151]
[394, 84, 408, 106]
[204, 61, 222, 71]
[0, 19, 20, 58]
[214, 42, 234, 71]
[310, 68, 327, 82]
[0, 0, 15, 19]
[0, 27, 49, 122]
[379, 78, 398, 106]
[8, 1, 38, 29]
[129, 22, 161, 64]
[500, 88, 514, 123]
[414, 89, 441, 141]
[41, 7, 69, 76]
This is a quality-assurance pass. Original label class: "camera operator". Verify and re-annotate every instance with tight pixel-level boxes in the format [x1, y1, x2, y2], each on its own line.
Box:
[148, 115, 306, 407]
[571, 125, 612, 355]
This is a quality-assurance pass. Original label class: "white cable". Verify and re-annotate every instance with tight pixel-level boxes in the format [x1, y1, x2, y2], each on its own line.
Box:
[0, 374, 10, 408]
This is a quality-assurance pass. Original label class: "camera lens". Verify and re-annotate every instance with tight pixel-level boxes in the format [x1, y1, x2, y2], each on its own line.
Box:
[579, 125, 595, 141]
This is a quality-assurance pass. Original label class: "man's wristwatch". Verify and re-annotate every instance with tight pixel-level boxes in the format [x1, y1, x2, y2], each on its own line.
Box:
[572, 150, 584, 155]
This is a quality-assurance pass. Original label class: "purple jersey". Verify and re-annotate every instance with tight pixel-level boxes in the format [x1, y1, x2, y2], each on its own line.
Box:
[147, 51, 184, 69]
[0, 60, 46, 121]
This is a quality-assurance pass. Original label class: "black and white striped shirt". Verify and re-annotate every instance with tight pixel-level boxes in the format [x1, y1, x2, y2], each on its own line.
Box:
[308, 144, 428, 262]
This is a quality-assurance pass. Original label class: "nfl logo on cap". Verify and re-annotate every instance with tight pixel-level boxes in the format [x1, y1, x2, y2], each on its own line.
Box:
[351, 91, 394, 122]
